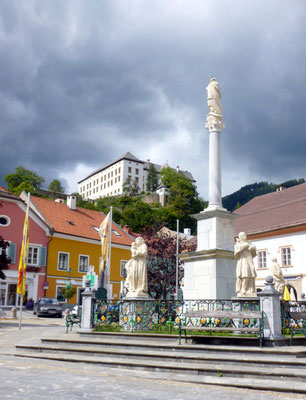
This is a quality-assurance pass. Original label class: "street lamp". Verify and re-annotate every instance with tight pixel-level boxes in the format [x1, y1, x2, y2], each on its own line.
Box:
[66, 267, 72, 308]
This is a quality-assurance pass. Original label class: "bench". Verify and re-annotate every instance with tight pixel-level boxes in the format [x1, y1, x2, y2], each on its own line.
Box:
[65, 314, 81, 333]
[287, 311, 306, 345]
[179, 310, 264, 347]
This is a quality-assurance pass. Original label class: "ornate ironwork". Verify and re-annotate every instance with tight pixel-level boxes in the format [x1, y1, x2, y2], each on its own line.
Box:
[281, 301, 306, 340]
[93, 298, 260, 334]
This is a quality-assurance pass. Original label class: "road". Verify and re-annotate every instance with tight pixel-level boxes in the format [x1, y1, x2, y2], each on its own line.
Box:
[0, 310, 304, 400]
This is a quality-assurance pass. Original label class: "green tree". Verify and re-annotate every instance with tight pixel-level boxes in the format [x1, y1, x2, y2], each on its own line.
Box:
[11, 182, 36, 196]
[48, 179, 65, 194]
[5, 166, 44, 194]
[146, 164, 159, 192]
[160, 167, 206, 233]
[121, 200, 156, 232]
[123, 178, 139, 196]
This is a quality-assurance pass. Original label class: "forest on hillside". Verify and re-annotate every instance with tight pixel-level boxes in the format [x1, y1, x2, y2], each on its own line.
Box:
[222, 179, 305, 212]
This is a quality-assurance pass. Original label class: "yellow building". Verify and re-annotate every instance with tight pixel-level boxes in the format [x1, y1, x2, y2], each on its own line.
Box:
[28, 194, 132, 303]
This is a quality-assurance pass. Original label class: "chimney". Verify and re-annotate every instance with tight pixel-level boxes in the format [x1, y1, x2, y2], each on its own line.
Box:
[67, 195, 77, 210]
[176, 166, 179, 172]
[184, 228, 191, 236]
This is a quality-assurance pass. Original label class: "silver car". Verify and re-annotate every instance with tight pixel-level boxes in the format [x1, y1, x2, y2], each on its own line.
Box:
[33, 297, 63, 318]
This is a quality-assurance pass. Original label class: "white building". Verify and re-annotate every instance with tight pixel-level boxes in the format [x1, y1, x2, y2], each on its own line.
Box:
[78, 152, 194, 200]
[234, 183, 306, 299]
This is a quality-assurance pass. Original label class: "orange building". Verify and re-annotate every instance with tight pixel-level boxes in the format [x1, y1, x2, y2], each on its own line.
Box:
[22, 193, 133, 303]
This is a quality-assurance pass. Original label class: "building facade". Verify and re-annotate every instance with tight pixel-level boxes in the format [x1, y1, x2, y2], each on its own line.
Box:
[0, 188, 49, 306]
[25, 194, 133, 303]
[234, 183, 306, 299]
[78, 152, 194, 200]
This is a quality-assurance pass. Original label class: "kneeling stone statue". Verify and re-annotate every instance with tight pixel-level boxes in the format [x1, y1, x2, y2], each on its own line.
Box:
[125, 237, 150, 298]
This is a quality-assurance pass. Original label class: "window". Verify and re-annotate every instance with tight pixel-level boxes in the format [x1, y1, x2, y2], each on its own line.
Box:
[118, 176, 120, 182]
[115, 177, 117, 183]
[281, 247, 292, 266]
[136, 168, 139, 175]
[0, 215, 10, 226]
[79, 255, 89, 273]
[120, 260, 128, 277]
[112, 230, 121, 237]
[58, 252, 69, 270]
[128, 167, 132, 173]
[56, 286, 66, 302]
[111, 171, 113, 177]
[118, 168, 121, 174]
[257, 251, 267, 269]
[27, 246, 39, 266]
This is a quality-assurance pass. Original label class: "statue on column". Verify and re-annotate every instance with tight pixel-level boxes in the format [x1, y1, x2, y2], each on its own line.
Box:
[234, 232, 257, 297]
[125, 237, 149, 298]
[269, 257, 285, 297]
[206, 77, 223, 121]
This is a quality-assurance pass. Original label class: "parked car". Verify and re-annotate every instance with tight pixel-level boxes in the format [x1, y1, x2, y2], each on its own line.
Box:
[33, 297, 63, 318]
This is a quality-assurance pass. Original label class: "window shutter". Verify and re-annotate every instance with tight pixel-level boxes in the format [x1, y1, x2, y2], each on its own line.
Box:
[39, 246, 47, 267]
[8, 243, 16, 264]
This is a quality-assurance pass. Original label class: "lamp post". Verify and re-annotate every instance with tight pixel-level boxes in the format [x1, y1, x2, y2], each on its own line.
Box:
[66, 267, 72, 309]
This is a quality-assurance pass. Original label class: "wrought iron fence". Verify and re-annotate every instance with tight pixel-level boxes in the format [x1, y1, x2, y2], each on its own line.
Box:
[281, 300, 306, 336]
[94, 298, 260, 333]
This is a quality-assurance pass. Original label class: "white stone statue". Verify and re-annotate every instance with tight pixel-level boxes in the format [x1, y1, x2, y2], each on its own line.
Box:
[125, 237, 149, 298]
[206, 77, 223, 118]
[269, 257, 285, 297]
[234, 232, 257, 297]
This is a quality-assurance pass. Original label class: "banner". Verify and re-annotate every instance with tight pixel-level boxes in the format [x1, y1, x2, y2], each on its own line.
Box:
[283, 285, 291, 301]
[17, 198, 30, 296]
[98, 211, 111, 287]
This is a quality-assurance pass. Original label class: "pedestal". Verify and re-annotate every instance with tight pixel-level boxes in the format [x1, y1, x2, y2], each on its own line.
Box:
[180, 208, 238, 300]
[258, 276, 286, 346]
[80, 285, 94, 332]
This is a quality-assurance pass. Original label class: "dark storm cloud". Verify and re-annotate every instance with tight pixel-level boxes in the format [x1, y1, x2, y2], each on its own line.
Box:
[0, 0, 305, 196]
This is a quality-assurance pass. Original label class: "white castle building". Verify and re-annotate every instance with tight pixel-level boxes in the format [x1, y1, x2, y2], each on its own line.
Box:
[78, 152, 194, 200]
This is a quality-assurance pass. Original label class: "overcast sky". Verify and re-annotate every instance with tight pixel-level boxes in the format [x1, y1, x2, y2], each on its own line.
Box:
[0, 0, 305, 199]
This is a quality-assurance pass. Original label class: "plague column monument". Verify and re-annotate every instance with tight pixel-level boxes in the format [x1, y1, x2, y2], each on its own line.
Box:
[180, 78, 238, 299]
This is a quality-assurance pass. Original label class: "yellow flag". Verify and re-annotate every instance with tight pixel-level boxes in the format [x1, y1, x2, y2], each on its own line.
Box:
[17, 206, 30, 296]
[99, 212, 110, 273]
[283, 285, 291, 301]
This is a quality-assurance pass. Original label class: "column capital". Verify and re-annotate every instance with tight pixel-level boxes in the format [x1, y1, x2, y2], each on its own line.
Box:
[205, 118, 225, 133]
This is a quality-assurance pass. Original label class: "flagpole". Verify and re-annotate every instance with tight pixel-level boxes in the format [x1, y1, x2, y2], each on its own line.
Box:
[176, 219, 179, 300]
[19, 192, 30, 330]
[107, 206, 113, 293]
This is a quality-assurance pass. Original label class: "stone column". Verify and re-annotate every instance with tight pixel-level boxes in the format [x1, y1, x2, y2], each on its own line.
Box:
[80, 280, 94, 332]
[257, 276, 286, 346]
[180, 81, 237, 300]
[206, 119, 225, 210]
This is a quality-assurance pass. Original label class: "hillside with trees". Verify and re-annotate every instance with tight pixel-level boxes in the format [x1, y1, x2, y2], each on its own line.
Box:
[222, 179, 305, 212]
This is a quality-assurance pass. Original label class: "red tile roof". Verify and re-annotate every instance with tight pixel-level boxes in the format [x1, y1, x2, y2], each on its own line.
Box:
[30, 196, 132, 246]
[234, 183, 306, 236]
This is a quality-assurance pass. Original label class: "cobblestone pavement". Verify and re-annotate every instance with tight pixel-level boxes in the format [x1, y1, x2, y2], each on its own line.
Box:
[0, 311, 305, 400]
